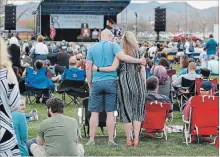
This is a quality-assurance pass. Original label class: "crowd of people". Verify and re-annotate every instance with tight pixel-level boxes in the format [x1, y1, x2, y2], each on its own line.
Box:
[0, 28, 219, 156]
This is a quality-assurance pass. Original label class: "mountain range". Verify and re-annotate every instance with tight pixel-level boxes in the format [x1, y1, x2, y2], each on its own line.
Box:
[15, 1, 218, 33]
[16, 1, 218, 21]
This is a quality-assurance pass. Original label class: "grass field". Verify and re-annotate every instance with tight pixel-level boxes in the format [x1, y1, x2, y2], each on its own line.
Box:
[26, 64, 219, 156]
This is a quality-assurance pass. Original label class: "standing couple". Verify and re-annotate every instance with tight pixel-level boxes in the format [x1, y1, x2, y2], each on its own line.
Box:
[86, 29, 146, 147]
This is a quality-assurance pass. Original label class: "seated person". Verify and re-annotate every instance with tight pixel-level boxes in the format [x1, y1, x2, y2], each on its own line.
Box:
[23, 60, 54, 103]
[152, 65, 172, 98]
[12, 96, 38, 156]
[43, 59, 56, 79]
[12, 108, 29, 156]
[18, 96, 39, 121]
[146, 76, 173, 119]
[22, 60, 51, 78]
[173, 62, 200, 87]
[21, 46, 31, 66]
[146, 59, 153, 78]
[208, 55, 219, 75]
[158, 57, 172, 69]
[160, 53, 172, 68]
[30, 97, 84, 157]
[13, 66, 21, 82]
[183, 81, 214, 121]
[178, 55, 189, 76]
[200, 68, 210, 80]
[51, 57, 85, 82]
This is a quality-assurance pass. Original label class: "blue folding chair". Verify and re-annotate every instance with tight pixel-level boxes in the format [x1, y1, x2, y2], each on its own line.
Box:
[57, 67, 88, 107]
[25, 67, 54, 105]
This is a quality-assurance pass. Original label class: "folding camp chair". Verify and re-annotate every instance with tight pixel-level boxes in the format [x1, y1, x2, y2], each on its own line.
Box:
[141, 101, 171, 140]
[25, 67, 54, 105]
[195, 78, 218, 95]
[78, 97, 117, 138]
[57, 80, 89, 107]
[182, 96, 219, 145]
[177, 77, 195, 111]
[56, 67, 88, 107]
[193, 53, 200, 63]
[167, 69, 176, 78]
[167, 51, 177, 63]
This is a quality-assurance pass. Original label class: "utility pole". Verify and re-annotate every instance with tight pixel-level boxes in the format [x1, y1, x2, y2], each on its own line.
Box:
[185, 2, 188, 34]
[134, 12, 138, 38]
[203, 21, 205, 39]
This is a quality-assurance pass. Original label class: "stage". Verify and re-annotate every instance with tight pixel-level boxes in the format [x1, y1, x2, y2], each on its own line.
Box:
[36, 0, 130, 41]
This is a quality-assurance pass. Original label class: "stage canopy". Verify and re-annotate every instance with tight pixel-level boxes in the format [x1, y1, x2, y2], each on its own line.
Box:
[39, 0, 131, 16]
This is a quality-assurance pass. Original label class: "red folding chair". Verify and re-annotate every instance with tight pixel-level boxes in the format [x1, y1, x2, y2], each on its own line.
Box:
[182, 96, 219, 145]
[195, 78, 218, 95]
[167, 69, 176, 78]
[142, 101, 171, 140]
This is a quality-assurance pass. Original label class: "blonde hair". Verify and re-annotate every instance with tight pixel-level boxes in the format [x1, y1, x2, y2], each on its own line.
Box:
[0, 37, 12, 68]
[0, 37, 18, 84]
[37, 35, 44, 42]
[121, 31, 139, 57]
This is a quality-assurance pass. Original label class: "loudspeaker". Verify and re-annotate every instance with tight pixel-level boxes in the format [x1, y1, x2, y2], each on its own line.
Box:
[154, 7, 166, 32]
[5, 5, 16, 30]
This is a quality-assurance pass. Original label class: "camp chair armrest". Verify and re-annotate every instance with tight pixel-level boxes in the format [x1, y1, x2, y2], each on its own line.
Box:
[114, 111, 118, 117]
[182, 115, 190, 124]
[78, 107, 83, 125]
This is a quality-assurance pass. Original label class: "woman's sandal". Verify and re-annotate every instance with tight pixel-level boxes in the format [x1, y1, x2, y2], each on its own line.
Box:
[133, 140, 139, 147]
[126, 141, 133, 147]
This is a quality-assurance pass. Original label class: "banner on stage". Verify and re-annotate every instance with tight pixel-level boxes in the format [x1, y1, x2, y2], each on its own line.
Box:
[50, 14, 104, 29]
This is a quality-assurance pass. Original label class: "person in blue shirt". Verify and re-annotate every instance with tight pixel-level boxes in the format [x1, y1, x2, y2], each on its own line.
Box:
[12, 111, 29, 156]
[206, 34, 218, 59]
[86, 29, 146, 146]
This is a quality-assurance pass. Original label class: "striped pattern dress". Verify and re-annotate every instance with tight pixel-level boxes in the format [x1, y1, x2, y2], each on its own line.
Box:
[0, 68, 21, 157]
[117, 50, 146, 123]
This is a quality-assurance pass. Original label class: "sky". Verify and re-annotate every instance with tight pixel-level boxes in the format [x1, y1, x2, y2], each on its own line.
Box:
[9, 0, 219, 9]
[131, 0, 219, 9]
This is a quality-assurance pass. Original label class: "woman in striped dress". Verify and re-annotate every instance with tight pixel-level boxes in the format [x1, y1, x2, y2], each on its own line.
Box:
[92, 31, 146, 146]
[0, 37, 21, 157]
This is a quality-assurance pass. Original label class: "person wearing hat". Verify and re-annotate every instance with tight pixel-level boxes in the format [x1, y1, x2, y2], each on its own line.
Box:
[183, 81, 215, 121]
[43, 60, 55, 78]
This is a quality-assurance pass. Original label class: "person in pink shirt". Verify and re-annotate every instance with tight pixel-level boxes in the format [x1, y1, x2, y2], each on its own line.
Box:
[183, 81, 214, 121]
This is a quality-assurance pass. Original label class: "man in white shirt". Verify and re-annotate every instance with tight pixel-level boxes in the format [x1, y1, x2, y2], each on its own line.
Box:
[184, 38, 190, 55]
[200, 48, 208, 68]
[208, 55, 219, 74]
[148, 43, 157, 59]
[92, 28, 99, 42]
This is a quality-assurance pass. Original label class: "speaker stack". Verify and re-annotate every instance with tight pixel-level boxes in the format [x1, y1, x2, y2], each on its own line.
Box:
[5, 5, 16, 31]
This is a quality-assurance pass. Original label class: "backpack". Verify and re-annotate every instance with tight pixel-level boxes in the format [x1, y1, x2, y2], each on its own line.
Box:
[188, 43, 194, 52]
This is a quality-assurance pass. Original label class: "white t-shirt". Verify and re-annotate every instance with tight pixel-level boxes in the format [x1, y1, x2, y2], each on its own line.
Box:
[208, 60, 219, 74]
[184, 41, 190, 54]
[92, 31, 98, 39]
[194, 47, 203, 54]
[148, 46, 157, 58]
[22, 42, 29, 53]
[31, 42, 49, 55]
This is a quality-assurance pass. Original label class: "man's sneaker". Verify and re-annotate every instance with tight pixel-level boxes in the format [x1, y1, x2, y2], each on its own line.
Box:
[30, 109, 38, 121]
[108, 140, 118, 147]
[86, 140, 95, 146]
